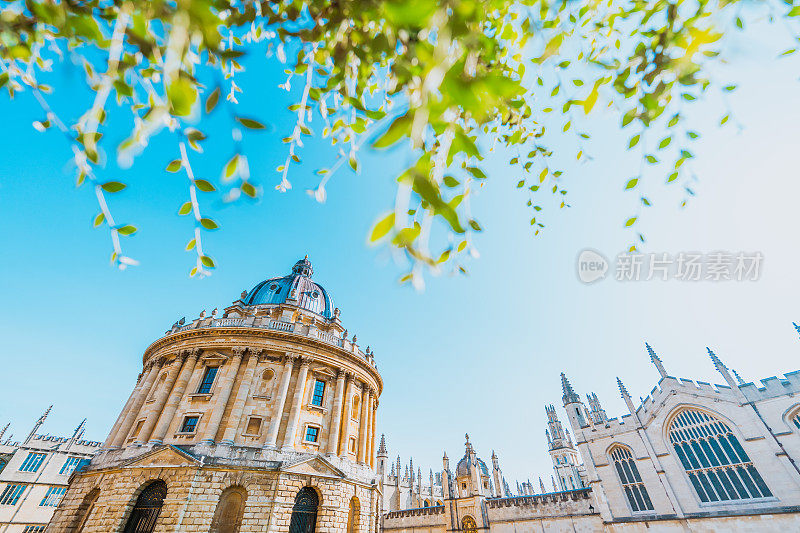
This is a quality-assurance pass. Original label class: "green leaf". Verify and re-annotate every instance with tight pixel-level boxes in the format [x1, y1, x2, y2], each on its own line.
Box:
[645, 155, 658, 164]
[443, 176, 460, 188]
[370, 212, 395, 242]
[625, 178, 639, 190]
[101, 181, 126, 193]
[468, 219, 483, 232]
[205, 87, 220, 113]
[167, 77, 198, 117]
[178, 202, 192, 215]
[658, 137, 672, 149]
[186, 238, 196, 251]
[201, 255, 216, 268]
[628, 135, 640, 148]
[241, 182, 257, 197]
[723, 85, 737, 92]
[667, 171, 679, 182]
[466, 167, 487, 180]
[166, 159, 182, 172]
[236, 116, 267, 130]
[194, 179, 216, 192]
[625, 217, 637, 227]
[93, 213, 105, 227]
[117, 225, 137, 235]
[373, 112, 412, 148]
[224, 155, 239, 179]
[200, 218, 219, 230]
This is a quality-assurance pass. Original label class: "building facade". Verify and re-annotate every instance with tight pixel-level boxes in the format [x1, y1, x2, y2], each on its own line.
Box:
[381, 339, 800, 532]
[47, 258, 383, 533]
[0, 409, 100, 533]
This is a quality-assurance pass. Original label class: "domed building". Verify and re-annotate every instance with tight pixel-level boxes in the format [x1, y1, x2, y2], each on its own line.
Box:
[47, 258, 383, 533]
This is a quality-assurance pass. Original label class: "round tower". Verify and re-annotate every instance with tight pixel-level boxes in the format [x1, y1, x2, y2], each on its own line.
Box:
[48, 258, 383, 533]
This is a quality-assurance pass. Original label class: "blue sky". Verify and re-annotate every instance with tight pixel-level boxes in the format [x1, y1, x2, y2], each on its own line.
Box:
[2, 17, 800, 486]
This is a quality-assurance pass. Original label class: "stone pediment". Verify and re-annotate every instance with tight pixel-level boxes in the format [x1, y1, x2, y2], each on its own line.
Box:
[280, 455, 345, 478]
[121, 445, 200, 469]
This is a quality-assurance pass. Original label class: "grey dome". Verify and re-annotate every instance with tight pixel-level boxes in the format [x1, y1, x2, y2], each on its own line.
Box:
[243, 257, 335, 319]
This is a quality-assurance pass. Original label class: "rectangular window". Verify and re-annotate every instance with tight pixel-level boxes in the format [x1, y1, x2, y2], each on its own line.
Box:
[59, 457, 82, 476]
[0, 484, 26, 505]
[23, 526, 46, 533]
[197, 366, 218, 394]
[39, 486, 67, 507]
[349, 437, 356, 453]
[129, 419, 145, 441]
[19, 453, 47, 473]
[245, 417, 262, 436]
[304, 426, 319, 443]
[311, 379, 325, 407]
[180, 416, 200, 434]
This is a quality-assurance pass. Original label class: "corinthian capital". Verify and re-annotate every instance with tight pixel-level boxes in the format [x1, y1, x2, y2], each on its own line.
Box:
[231, 346, 246, 357]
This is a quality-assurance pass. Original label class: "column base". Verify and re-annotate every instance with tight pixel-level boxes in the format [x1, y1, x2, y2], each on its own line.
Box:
[148, 439, 164, 446]
[199, 439, 216, 446]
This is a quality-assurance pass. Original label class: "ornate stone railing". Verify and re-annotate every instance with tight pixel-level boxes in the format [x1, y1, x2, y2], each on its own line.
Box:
[385, 505, 444, 519]
[486, 488, 593, 509]
[170, 316, 372, 367]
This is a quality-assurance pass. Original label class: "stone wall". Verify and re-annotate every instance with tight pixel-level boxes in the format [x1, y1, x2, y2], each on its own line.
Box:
[47, 464, 377, 533]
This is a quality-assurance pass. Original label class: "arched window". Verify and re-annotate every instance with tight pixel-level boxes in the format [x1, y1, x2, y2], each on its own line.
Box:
[789, 408, 800, 431]
[423, 499, 430, 507]
[461, 516, 477, 533]
[609, 446, 654, 512]
[346, 496, 360, 533]
[123, 480, 167, 533]
[668, 409, 772, 502]
[210, 486, 246, 533]
[72, 487, 100, 532]
[352, 395, 360, 420]
[289, 487, 318, 533]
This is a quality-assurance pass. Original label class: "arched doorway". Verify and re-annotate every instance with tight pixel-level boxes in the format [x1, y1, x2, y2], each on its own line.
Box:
[123, 480, 167, 533]
[461, 515, 477, 533]
[289, 487, 319, 533]
[346, 496, 360, 533]
[73, 487, 100, 532]
[209, 486, 247, 533]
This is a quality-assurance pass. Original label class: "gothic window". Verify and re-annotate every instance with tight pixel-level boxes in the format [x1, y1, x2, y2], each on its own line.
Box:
[39, 486, 67, 506]
[197, 366, 219, 394]
[180, 416, 200, 434]
[669, 409, 772, 502]
[59, 456, 82, 476]
[789, 408, 800, 431]
[346, 496, 360, 533]
[19, 452, 47, 472]
[209, 486, 246, 533]
[72, 488, 100, 532]
[122, 480, 167, 533]
[609, 446, 654, 512]
[288, 487, 318, 533]
[0, 484, 26, 505]
[311, 380, 325, 407]
[461, 516, 478, 533]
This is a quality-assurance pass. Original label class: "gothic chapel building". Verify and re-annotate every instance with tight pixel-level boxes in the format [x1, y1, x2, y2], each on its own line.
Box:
[47, 258, 382, 533]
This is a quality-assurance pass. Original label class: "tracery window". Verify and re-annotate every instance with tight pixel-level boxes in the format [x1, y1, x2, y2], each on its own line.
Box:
[668, 409, 772, 502]
[59, 456, 82, 476]
[19, 452, 47, 472]
[790, 410, 800, 430]
[461, 516, 477, 533]
[123, 480, 167, 533]
[609, 446, 654, 512]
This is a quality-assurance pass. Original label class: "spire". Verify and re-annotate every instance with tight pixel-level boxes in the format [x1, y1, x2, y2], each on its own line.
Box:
[732, 368, 746, 385]
[617, 377, 636, 415]
[586, 392, 608, 425]
[25, 405, 52, 445]
[0, 423, 8, 441]
[551, 475, 558, 492]
[708, 347, 738, 389]
[465, 433, 474, 455]
[377, 434, 387, 456]
[561, 373, 580, 405]
[67, 419, 86, 449]
[443, 451, 449, 472]
[646, 342, 668, 378]
[539, 477, 546, 493]
[794, 321, 800, 337]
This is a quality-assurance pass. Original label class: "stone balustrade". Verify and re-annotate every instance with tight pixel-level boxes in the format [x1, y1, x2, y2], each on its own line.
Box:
[165, 316, 377, 368]
[385, 505, 445, 519]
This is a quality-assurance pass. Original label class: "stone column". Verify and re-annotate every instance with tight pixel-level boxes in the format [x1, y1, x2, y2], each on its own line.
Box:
[135, 354, 185, 445]
[111, 359, 162, 448]
[263, 355, 295, 449]
[220, 349, 260, 445]
[103, 366, 149, 448]
[326, 370, 346, 456]
[281, 358, 310, 450]
[339, 374, 355, 459]
[200, 347, 245, 445]
[370, 396, 378, 468]
[148, 349, 201, 445]
[357, 383, 370, 464]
